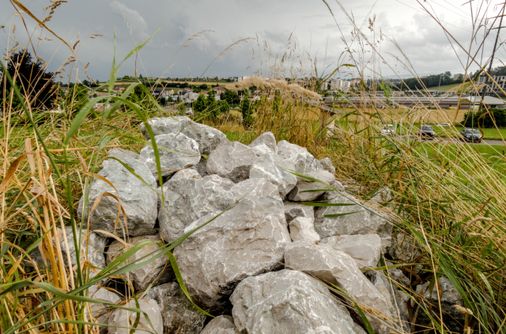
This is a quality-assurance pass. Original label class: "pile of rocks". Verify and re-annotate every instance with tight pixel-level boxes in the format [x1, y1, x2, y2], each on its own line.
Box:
[71, 116, 462, 334]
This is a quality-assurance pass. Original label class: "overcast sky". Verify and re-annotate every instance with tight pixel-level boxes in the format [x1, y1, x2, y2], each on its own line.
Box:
[1, 0, 505, 81]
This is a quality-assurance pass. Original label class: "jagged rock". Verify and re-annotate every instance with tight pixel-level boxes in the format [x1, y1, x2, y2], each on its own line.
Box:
[106, 235, 168, 291]
[250, 131, 277, 153]
[78, 149, 158, 237]
[275, 140, 335, 201]
[314, 191, 392, 248]
[416, 277, 462, 305]
[207, 141, 264, 182]
[230, 269, 358, 334]
[174, 180, 290, 309]
[287, 168, 335, 202]
[147, 282, 206, 334]
[321, 234, 382, 269]
[140, 116, 227, 154]
[389, 231, 422, 263]
[159, 172, 279, 242]
[368, 186, 394, 206]
[88, 286, 121, 324]
[108, 297, 163, 334]
[284, 242, 399, 334]
[140, 133, 200, 178]
[249, 154, 297, 197]
[320, 157, 336, 175]
[366, 271, 410, 329]
[284, 202, 315, 223]
[158, 170, 236, 242]
[276, 140, 322, 174]
[385, 261, 411, 287]
[288, 217, 320, 243]
[55, 226, 106, 273]
[200, 316, 238, 334]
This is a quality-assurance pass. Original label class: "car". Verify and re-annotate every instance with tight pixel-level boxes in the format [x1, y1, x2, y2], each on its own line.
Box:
[381, 124, 396, 136]
[419, 124, 436, 139]
[461, 128, 483, 143]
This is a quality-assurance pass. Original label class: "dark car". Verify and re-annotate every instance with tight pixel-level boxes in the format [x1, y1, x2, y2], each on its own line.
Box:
[419, 124, 436, 139]
[461, 128, 483, 143]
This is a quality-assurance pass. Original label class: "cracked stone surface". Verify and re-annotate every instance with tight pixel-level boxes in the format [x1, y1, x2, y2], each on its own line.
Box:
[230, 269, 358, 334]
[78, 149, 158, 237]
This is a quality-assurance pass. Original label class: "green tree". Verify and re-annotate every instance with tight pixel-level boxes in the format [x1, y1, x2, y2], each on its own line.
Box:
[241, 94, 253, 128]
[221, 89, 240, 106]
[1, 49, 58, 110]
[193, 94, 207, 113]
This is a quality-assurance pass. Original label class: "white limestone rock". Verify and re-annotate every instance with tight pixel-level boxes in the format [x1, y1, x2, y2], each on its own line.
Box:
[230, 269, 358, 334]
[140, 133, 200, 178]
[78, 149, 158, 237]
[174, 180, 290, 309]
[289, 217, 320, 243]
[140, 116, 227, 154]
[108, 297, 163, 334]
[321, 234, 382, 269]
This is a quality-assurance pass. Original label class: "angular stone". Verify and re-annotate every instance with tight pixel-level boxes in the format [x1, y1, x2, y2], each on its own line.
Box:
[284, 242, 397, 334]
[174, 180, 290, 309]
[416, 277, 462, 305]
[320, 157, 336, 175]
[200, 316, 238, 334]
[250, 131, 277, 153]
[321, 234, 382, 269]
[276, 140, 322, 174]
[314, 191, 392, 248]
[159, 173, 278, 243]
[284, 202, 315, 223]
[88, 286, 121, 324]
[147, 282, 206, 334]
[158, 170, 236, 242]
[106, 235, 168, 291]
[287, 168, 335, 202]
[140, 116, 227, 154]
[140, 133, 200, 178]
[230, 269, 357, 334]
[389, 231, 422, 263]
[55, 226, 106, 272]
[289, 217, 320, 243]
[108, 297, 163, 334]
[249, 154, 297, 197]
[368, 187, 394, 206]
[78, 149, 158, 237]
[207, 141, 263, 182]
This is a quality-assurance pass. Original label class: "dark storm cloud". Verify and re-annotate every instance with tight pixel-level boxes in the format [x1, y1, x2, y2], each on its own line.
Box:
[0, 0, 504, 80]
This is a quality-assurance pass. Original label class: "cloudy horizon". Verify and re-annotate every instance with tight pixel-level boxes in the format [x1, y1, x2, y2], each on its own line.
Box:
[1, 0, 505, 81]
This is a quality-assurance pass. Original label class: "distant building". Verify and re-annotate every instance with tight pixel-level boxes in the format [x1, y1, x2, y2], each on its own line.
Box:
[478, 75, 506, 95]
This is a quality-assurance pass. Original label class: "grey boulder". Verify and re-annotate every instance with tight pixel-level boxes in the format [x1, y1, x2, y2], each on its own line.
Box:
[200, 316, 238, 334]
[174, 180, 290, 309]
[287, 168, 335, 202]
[106, 235, 168, 291]
[159, 172, 279, 242]
[140, 116, 227, 154]
[207, 141, 263, 182]
[55, 226, 106, 273]
[230, 269, 358, 334]
[88, 286, 121, 325]
[250, 131, 277, 153]
[140, 133, 200, 177]
[284, 242, 397, 334]
[249, 154, 297, 197]
[147, 282, 206, 334]
[321, 234, 382, 269]
[78, 149, 158, 237]
[108, 297, 163, 334]
[288, 217, 320, 243]
[314, 191, 392, 248]
[284, 202, 315, 223]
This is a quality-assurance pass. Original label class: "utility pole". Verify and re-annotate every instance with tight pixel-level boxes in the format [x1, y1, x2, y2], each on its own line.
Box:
[478, 1, 506, 113]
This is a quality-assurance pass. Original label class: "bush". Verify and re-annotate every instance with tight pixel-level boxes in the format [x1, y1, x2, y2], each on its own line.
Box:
[1, 49, 58, 110]
[462, 108, 506, 128]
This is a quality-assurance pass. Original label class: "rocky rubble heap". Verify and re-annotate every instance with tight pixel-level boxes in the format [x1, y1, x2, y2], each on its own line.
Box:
[73, 116, 463, 334]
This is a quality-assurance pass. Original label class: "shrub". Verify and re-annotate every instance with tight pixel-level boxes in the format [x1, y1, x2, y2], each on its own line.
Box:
[462, 108, 506, 128]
